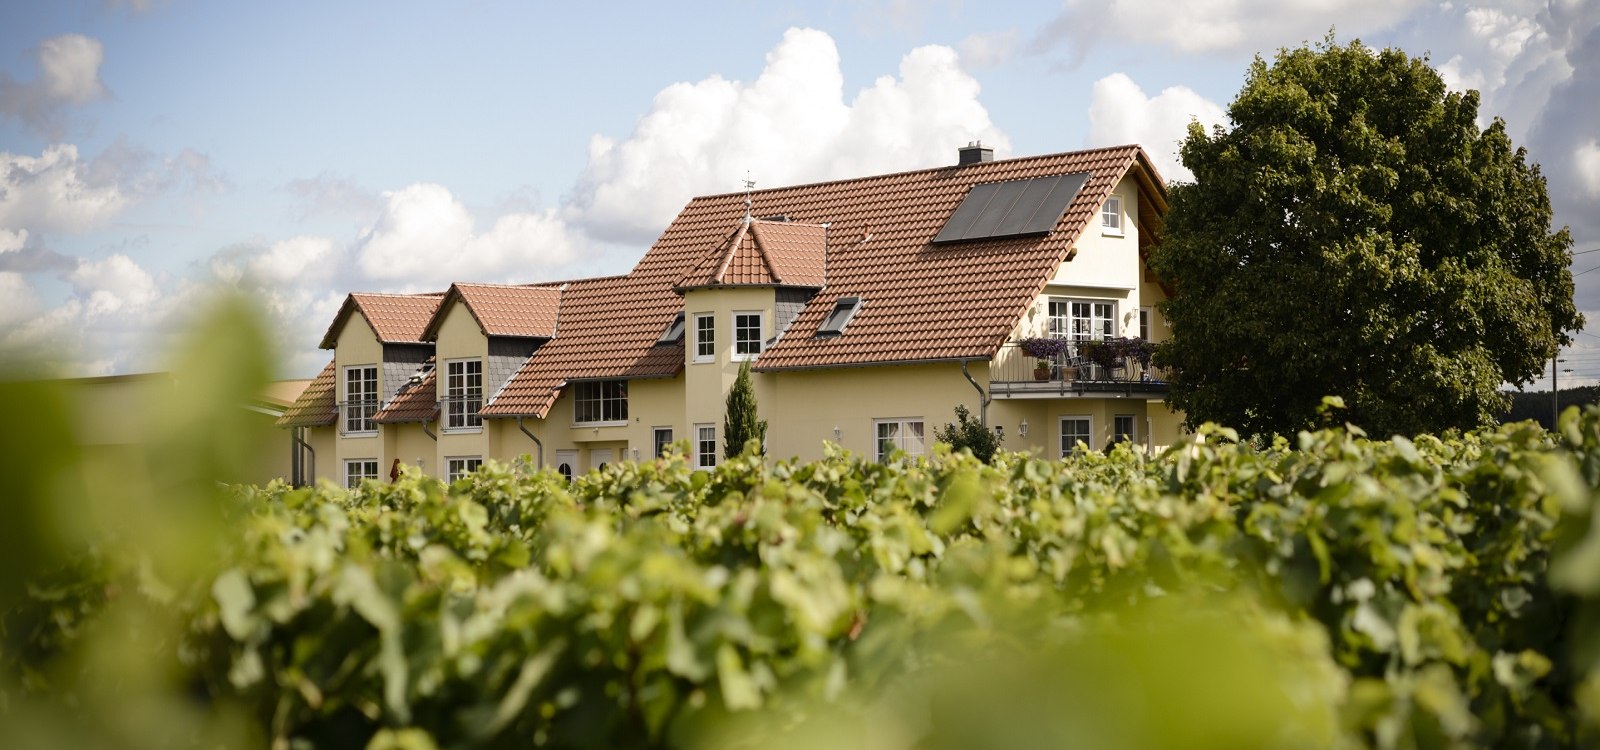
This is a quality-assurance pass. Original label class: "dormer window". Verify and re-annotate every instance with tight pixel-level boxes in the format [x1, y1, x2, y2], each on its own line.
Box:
[1102, 195, 1123, 235]
[816, 296, 863, 337]
[655, 311, 685, 345]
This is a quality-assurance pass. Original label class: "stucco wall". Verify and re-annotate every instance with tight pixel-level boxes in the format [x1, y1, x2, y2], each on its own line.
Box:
[434, 300, 490, 468]
[334, 312, 384, 472]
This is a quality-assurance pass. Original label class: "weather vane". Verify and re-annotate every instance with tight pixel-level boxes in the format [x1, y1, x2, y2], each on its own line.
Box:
[743, 172, 756, 223]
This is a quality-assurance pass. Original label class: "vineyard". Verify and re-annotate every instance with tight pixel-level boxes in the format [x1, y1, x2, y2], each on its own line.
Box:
[4, 324, 1600, 748]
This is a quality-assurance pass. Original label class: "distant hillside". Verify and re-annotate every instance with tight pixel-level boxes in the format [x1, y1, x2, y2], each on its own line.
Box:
[1502, 386, 1600, 429]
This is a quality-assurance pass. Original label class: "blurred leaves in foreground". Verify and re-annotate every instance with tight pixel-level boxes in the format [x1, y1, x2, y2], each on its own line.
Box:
[6, 295, 1600, 748]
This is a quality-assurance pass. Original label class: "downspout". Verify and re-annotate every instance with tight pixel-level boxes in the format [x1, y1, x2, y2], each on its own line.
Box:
[517, 416, 544, 470]
[292, 427, 315, 487]
[960, 359, 992, 428]
[422, 421, 436, 441]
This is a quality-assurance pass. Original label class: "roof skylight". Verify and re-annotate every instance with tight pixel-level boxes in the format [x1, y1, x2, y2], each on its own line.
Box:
[815, 297, 863, 337]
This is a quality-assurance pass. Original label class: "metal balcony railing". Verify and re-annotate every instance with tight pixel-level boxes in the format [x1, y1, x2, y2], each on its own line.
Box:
[441, 395, 483, 430]
[340, 399, 379, 434]
[990, 341, 1171, 398]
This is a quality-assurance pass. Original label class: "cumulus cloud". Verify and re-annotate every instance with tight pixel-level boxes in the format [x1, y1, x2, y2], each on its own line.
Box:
[1086, 73, 1226, 182]
[0, 144, 129, 233]
[958, 30, 1019, 68]
[68, 254, 161, 317]
[1577, 140, 1600, 199]
[567, 27, 1008, 244]
[0, 272, 40, 329]
[0, 34, 110, 137]
[1032, 0, 1427, 59]
[356, 182, 579, 289]
[0, 228, 25, 254]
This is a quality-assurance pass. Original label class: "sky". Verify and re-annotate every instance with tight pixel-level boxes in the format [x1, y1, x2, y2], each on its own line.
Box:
[1, 0, 1598, 387]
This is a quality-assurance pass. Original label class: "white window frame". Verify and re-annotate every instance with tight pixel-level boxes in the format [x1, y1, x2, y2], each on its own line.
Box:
[446, 456, 483, 482]
[572, 380, 628, 425]
[732, 311, 764, 361]
[342, 365, 379, 435]
[1113, 414, 1136, 444]
[695, 424, 717, 469]
[1101, 194, 1123, 236]
[443, 358, 484, 433]
[874, 418, 926, 462]
[1048, 298, 1117, 342]
[344, 458, 379, 488]
[692, 313, 715, 363]
[653, 426, 674, 458]
[1060, 416, 1093, 457]
[1139, 307, 1151, 341]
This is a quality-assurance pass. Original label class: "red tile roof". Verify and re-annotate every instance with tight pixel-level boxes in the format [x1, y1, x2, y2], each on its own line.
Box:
[752, 220, 827, 287]
[275, 359, 337, 427]
[483, 145, 1164, 417]
[676, 218, 827, 290]
[319, 292, 444, 349]
[422, 283, 562, 340]
[374, 356, 437, 423]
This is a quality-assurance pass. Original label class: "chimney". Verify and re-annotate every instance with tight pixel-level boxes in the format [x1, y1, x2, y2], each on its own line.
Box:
[958, 141, 993, 166]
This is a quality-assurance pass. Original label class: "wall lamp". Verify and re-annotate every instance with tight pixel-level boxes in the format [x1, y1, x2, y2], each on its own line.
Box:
[832, 425, 841, 440]
[1019, 419, 1029, 438]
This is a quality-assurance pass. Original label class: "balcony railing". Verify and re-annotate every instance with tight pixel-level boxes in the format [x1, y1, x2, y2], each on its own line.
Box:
[340, 399, 379, 434]
[441, 395, 483, 430]
[991, 341, 1171, 398]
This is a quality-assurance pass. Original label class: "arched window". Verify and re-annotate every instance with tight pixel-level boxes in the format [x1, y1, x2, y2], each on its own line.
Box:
[597, 463, 608, 472]
[558, 463, 573, 481]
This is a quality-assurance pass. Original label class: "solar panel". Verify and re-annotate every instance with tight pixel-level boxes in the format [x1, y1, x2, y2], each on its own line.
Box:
[932, 173, 1089, 244]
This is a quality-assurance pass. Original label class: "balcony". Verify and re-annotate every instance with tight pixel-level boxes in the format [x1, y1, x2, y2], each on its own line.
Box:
[990, 341, 1171, 398]
[441, 395, 484, 431]
[340, 399, 379, 435]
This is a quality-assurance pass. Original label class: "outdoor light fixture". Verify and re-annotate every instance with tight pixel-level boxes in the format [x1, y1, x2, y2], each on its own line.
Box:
[833, 425, 841, 440]
[1019, 419, 1029, 437]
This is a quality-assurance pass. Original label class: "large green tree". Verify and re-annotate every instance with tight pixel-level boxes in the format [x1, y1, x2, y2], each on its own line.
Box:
[1151, 36, 1583, 437]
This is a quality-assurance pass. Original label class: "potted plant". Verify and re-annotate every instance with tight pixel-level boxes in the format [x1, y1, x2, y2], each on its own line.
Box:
[1018, 336, 1069, 380]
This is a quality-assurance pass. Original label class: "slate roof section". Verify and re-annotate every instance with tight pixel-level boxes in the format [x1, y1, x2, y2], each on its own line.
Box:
[275, 359, 338, 427]
[319, 292, 444, 349]
[374, 356, 438, 423]
[483, 145, 1165, 417]
[422, 283, 562, 340]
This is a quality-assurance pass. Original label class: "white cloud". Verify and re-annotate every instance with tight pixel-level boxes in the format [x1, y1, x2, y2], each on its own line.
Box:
[0, 272, 40, 329]
[356, 182, 578, 289]
[0, 144, 129, 233]
[1086, 73, 1226, 182]
[0, 228, 26, 254]
[0, 34, 110, 136]
[959, 30, 1019, 68]
[567, 27, 1008, 244]
[68, 254, 161, 317]
[1034, 0, 1427, 58]
[1577, 140, 1600, 199]
[250, 236, 338, 285]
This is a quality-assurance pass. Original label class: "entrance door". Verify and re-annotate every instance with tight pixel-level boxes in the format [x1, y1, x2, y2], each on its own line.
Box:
[555, 449, 578, 482]
[589, 449, 613, 472]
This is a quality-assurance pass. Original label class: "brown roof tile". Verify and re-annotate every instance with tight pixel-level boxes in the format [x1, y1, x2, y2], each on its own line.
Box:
[752, 220, 827, 287]
[275, 359, 337, 427]
[483, 145, 1163, 417]
[423, 283, 562, 340]
[319, 292, 444, 349]
[374, 356, 438, 423]
[675, 218, 828, 290]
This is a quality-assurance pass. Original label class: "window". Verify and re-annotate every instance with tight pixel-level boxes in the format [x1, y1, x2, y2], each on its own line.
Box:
[1060, 417, 1093, 456]
[1114, 415, 1136, 444]
[447, 456, 483, 482]
[573, 380, 628, 424]
[343, 365, 379, 434]
[693, 313, 715, 363]
[345, 459, 379, 488]
[1048, 299, 1116, 342]
[695, 424, 717, 469]
[816, 296, 863, 337]
[733, 312, 763, 360]
[875, 419, 926, 462]
[444, 359, 483, 431]
[653, 427, 674, 458]
[557, 463, 573, 481]
[1102, 195, 1123, 235]
[656, 312, 685, 345]
[1139, 307, 1151, 341]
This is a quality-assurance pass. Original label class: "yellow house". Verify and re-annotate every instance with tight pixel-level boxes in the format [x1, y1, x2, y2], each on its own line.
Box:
[280, 144, 1188, 485]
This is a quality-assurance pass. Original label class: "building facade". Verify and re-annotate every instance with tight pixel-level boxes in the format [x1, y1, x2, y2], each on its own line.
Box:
[278, 144, 1188, 487]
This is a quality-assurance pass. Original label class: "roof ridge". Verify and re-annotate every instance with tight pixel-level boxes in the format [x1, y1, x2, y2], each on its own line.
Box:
[746, 221, 784, 284]
[351, 291, 446, 298]
[712, 221, 752, 284]
[692, 145, 1144, 200]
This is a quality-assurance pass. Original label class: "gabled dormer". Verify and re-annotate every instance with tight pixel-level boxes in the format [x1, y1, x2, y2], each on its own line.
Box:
[318, 292, 442, 435]
[422, 283, 562, 430]
[674, 218, 827, 366]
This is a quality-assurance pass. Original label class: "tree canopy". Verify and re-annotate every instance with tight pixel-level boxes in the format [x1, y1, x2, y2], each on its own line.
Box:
[1150, 36, 1582, 438]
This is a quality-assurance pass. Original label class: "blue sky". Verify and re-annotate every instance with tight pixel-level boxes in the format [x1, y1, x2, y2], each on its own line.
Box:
[2, 0, 1597, 385]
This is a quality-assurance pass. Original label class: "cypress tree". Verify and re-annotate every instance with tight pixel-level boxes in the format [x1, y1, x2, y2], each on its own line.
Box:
[724, 360, 767, 458]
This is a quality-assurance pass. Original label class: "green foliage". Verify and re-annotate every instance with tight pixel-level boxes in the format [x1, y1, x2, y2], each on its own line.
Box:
[1151, 35, 1583, 438]
[12, 293, 1600, 747]
[723, 361, 767, 459]
[933, 404, 1002, 462]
